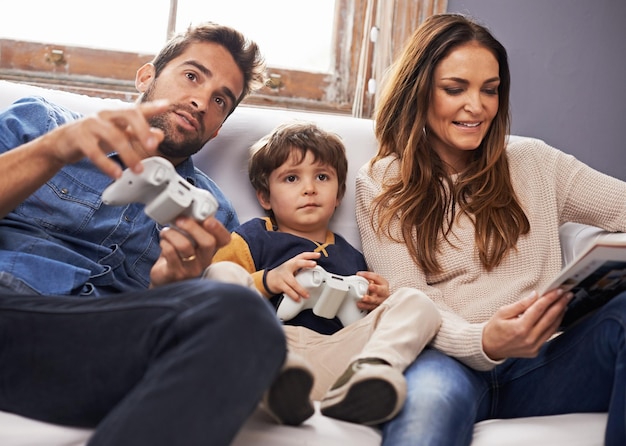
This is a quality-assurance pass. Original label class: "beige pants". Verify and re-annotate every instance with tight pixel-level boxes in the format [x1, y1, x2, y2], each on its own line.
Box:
[204, 262, 441, 400]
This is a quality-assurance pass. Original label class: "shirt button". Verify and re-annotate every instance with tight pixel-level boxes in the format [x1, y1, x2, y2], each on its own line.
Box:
[61, 188, 69, 194]
[124, 215, 131, 222]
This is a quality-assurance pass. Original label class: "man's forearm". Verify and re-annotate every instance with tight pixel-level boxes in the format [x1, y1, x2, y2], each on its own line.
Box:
[0, 134, 64, 218]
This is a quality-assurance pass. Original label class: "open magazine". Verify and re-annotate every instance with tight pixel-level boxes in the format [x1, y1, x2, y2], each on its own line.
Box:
[543, 237, 626, 329]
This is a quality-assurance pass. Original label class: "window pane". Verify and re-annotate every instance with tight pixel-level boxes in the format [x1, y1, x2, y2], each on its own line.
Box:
[1, 0, 336, 74]
[176, 0, 336, 73]
[0, 0, 171, 54]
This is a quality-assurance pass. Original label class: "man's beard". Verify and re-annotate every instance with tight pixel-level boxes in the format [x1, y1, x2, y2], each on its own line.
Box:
[141, 83, 206, 159]
[148, 113, 205, 159]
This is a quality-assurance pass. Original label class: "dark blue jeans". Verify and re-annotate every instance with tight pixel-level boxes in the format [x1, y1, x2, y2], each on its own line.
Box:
[382, 291, 626, 446]
[0, 278, 286, 446]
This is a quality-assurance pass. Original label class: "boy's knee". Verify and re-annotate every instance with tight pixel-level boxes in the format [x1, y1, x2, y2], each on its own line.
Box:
[390, 287, 441, 325]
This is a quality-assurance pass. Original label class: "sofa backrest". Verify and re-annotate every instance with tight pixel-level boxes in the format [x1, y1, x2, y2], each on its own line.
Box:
[0, 81, 610, 267]
[195, 106, 377, 250]
[0, 81, 376, 250]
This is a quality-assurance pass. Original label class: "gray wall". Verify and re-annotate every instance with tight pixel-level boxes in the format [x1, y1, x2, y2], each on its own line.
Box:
[447, 0, 626, 181]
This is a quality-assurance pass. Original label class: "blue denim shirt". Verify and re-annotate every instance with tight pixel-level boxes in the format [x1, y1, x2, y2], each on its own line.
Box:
[0, 96, 239, 296]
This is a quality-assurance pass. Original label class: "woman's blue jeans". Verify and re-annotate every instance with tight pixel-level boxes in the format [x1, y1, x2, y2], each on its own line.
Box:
[382, 291, 626, 446]
[0, 278, 286, 446]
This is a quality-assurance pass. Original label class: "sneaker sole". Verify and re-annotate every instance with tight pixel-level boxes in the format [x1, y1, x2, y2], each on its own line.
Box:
[266, 367, 315, 426]
[321, 378, 398, 425]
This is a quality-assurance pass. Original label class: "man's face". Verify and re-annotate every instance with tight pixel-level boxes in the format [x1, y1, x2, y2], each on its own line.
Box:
[138, 41, 245, 163]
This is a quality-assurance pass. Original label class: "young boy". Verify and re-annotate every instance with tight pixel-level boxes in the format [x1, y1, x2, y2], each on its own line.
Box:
[211, 122, 441, 426]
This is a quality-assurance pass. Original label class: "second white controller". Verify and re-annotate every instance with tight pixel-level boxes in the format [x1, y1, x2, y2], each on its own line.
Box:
[277, 265, 369, 326]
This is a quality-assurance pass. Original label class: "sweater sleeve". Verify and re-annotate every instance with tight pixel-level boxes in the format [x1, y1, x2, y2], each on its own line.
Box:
[355, 159, 503, 371]
[540, 140, 626, 230]
[355, 142, 626, 371]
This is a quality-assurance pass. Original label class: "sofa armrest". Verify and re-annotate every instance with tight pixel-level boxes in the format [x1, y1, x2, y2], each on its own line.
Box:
[559, 223, 626, 266]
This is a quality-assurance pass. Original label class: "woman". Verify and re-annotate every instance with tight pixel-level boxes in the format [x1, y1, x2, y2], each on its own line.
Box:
[356, 13, 626, 446]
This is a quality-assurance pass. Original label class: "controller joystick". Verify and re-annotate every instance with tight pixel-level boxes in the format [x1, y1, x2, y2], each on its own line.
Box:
[102, 156, 218, 225]
[277, 265, 369, 326]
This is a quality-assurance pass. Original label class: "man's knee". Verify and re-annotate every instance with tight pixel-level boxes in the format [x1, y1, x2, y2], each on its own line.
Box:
[184, 278, 279, 325]
[169, 279, 286, 361]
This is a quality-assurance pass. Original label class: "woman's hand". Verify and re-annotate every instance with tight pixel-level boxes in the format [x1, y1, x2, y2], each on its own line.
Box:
[482, 288, 573, 361]
[356, 271, 390, 311]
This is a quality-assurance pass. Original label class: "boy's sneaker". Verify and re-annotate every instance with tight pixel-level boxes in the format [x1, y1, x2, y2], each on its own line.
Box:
[261, 352, 315, 426]
[320, 358, 406, 426]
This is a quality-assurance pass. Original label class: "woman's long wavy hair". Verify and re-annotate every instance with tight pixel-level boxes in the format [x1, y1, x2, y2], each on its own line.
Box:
[370, 13, 529, 274]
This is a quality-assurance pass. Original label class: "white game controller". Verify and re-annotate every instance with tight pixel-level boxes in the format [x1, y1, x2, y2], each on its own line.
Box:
[277, 265, 369, 326]
[101, 156, 218, 225]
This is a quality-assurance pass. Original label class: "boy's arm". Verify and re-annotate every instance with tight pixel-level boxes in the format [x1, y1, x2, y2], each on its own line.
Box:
[212, 232, 271, 296]
[212, 232, 256, 272]
[213, 238, 322, 300]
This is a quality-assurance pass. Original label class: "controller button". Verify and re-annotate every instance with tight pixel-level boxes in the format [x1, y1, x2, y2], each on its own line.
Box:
[153, 167, 167, 183]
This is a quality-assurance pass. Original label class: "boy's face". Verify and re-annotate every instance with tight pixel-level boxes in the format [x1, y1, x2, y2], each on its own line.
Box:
[258, 148, 341, 241]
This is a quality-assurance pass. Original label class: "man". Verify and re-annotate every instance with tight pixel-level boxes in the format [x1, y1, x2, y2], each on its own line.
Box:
[0, 23, 285, 446]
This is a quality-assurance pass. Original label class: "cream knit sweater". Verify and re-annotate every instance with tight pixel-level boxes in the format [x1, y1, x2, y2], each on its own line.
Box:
[356, 137, 626, 371]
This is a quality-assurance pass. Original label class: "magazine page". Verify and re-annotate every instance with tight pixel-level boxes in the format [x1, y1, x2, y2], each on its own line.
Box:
[544, 240, 626, 328]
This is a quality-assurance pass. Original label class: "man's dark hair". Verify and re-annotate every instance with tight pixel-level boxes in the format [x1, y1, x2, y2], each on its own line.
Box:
[151, 22, 266, 107]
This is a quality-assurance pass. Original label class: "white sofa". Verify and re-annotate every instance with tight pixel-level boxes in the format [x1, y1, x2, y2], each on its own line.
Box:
[0, 80, 609, 445]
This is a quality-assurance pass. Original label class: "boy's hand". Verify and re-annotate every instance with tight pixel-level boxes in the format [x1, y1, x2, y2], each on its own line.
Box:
[266, 252, 321, 301]
[356, 271, 389, 311]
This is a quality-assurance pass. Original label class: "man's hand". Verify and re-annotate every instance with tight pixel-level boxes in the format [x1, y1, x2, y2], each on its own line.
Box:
[149, 216, 232, 287]
[482, 289, 573, 361]
[48, 100, 170, 178]
[0, 100, 170, 218]
[265, 252, 321, 301]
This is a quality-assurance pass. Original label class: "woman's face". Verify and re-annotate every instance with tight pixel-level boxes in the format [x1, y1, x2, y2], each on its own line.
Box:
[426, 41, 500, 173]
